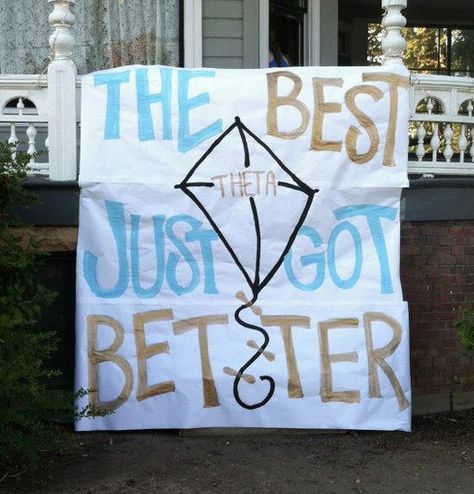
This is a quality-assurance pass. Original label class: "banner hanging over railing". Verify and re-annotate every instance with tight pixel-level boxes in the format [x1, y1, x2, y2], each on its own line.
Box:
[76, 64, 411, 431]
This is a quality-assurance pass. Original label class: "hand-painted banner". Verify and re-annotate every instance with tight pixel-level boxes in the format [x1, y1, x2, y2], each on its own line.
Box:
[76, 64, 411, 431]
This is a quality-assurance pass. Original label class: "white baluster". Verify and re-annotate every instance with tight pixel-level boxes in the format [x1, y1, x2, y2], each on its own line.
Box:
[430, 123, 440, 162]
[416, 123, 426, 161]
[443, 124, 454, 163]
[469, 127, 474, 163]
[17, 97, 25, 116]
[48, 0, 77, 181]
[8, 123, 19, 159]
[427, 97, 434, 115]
[467, 100, 473, 118]
[381, 1, 407, 65]
[459, 124, 467, 163]
[26, 124, 37, 165]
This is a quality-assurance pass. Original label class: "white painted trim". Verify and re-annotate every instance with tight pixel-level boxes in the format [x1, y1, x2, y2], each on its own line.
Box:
[259, 0, 269, 68]
[306, 0, 321, 66]
[183, 0, 202, 68]
[0, 74, 48, 89]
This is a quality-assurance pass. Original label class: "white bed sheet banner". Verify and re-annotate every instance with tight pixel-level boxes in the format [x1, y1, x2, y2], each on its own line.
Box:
[76, 64, 411, 431]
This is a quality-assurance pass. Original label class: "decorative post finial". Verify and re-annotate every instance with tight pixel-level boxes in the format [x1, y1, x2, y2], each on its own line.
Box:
[48, 0, 76, 61]
[381, 0, 407, 65]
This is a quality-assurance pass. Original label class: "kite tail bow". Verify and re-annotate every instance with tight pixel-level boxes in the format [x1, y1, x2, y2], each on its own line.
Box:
[233, 299, 275, 410]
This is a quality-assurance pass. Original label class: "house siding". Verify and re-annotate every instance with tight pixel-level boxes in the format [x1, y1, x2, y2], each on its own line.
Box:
[202, 0, 259, 69]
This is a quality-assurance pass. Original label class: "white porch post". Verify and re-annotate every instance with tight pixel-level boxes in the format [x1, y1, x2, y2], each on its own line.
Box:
[381, 0, 407, 66]
[47, 0, 77, 181]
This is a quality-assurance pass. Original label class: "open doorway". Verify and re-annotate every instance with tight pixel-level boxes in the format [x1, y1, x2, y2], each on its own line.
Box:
[269, 0, 307, 67]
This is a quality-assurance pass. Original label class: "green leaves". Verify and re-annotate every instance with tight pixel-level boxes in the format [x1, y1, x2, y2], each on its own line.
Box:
[0, 142, 60, 470]
[0, 142, 67, 472]
[455, 307, 474, 353]
[0, 142, 109, 476]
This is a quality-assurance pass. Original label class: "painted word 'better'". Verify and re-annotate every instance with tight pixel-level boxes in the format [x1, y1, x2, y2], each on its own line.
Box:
[86, 310, 409, 413]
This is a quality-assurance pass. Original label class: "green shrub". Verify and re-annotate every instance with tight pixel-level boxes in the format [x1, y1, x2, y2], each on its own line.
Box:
[0, 142, 61, 471]
[0, 142, 107, 478]
[455, 306, 474, 353]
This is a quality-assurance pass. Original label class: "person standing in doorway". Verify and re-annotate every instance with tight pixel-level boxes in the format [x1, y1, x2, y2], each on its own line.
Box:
[269, 28, 290, 67]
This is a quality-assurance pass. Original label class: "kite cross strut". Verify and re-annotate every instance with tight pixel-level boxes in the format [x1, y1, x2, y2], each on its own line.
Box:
[175, 117, 317, 410]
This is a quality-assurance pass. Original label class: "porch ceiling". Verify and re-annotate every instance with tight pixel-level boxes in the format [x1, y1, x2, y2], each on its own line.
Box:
[339, 0, 474, 25]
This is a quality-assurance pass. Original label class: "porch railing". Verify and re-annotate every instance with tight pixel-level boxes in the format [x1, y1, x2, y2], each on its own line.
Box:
[0, 0, 78, 181]
[0, 0, 473, 180]
[408, 74, 474, 176]
[0, 75, 50, 176]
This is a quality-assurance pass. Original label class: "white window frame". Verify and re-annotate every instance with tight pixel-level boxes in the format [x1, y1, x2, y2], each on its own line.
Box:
[259, 0, 270, 68]
[183, 0, 203, 67]
[305, 0, 321, 66]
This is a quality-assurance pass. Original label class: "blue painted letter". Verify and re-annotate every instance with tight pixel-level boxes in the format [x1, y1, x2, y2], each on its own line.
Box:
[185, 221, 219, 294]
[178, 70, 222, 153]
[94, 70, 131, 139]
[328, 221, 363, 289]
[285, 226, 325, 291]
[334, 205, 397, 294]
[136, 67, 173, 141]
[84, 201, 129, 298]
[131, 214, 166, 298]
[165, 215, 200, 295]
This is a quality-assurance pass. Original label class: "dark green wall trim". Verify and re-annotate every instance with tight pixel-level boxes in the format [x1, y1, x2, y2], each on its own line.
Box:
[22, 178, 79, 226]
[21, 177, 474, 226]
[408, 177, 474, 189]
[403, 178, 474, 221]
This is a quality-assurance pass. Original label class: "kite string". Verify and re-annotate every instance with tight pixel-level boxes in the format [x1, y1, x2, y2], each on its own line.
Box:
[231, 192, 274, 409]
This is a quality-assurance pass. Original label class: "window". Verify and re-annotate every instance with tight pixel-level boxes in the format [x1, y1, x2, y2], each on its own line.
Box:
[368, 23, 474, 77]
[0, 0, 182, 75]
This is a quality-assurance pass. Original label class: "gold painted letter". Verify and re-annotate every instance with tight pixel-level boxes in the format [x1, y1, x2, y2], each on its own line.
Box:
[173, 314, 229, 407]
[261, 315, 310, 398]
[318, 318, 360, 404]
[362, 72, 409, 166]
[87, 315, 133, 412]
[311, 77, 343, 152]
[364, 312, 410, 412]
[133, 309, 176, 402]
[345, 84, 383, 164]
[267, 71, 310, 139]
